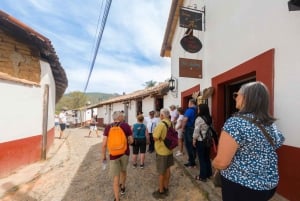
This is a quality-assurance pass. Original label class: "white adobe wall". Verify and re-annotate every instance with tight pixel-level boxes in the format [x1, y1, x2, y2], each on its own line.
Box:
[142, 96, 155, 114]
[204, 0, 300, 147]
[0, 60, 56, 143]
[40, 60, 56, 131]
[0, 83, 42, 142]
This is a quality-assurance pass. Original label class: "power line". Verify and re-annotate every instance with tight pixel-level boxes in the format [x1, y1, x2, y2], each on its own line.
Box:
[87, 0, 105, 70]
[84, 0, 112, 93]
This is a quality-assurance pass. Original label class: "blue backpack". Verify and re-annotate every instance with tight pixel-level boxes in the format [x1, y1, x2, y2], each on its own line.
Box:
[133, 123, 146, 138]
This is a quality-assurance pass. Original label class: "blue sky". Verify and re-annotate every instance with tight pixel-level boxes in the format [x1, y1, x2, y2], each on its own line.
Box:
[1, 0, 172, 94]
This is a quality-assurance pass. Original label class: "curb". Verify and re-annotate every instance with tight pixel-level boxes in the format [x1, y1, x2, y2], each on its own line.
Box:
[173, 156, 222, 201]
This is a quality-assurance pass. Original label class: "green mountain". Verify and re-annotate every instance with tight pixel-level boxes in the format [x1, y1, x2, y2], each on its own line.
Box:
[85, 92, 120, 105]
[56, 92, 119, 113]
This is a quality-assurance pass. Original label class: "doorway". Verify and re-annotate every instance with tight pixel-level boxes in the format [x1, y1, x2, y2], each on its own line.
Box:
[155, 97, 164, 112]
[211, 49, 274, 134]
[224, 77, 256, 120]
[181, 85, 200, 111]
[136, 99, 142, 115]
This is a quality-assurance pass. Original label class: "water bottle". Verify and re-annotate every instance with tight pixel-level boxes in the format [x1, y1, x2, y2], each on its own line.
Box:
[102, 159, 107, 170]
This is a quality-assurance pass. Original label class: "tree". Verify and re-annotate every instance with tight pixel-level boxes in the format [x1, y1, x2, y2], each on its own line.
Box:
[56, 91, 88, 113]
[143, 80, 157, 88]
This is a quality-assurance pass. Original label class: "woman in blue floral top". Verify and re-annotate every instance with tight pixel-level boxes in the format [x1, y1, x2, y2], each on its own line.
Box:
[212, 81, 285, 201]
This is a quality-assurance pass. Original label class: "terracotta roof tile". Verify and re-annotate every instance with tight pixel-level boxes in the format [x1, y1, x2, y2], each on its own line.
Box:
[87, 82, 169, 109]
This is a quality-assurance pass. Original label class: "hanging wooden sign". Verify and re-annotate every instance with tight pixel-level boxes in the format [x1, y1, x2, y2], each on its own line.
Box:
[180, 7, 202, 31]
[180, 35, 202, 53]
[179, 58, 202, 78]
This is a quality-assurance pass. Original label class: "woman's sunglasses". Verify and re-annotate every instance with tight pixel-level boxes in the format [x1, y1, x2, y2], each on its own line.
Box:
[233, 92, 239, 99]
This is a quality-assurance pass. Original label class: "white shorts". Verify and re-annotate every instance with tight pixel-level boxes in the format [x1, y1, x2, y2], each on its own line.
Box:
[90, 126, 97, 131]
[177, 129, 183, 139]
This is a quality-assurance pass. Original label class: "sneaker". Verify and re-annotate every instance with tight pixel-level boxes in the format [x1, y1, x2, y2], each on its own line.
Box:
[120, 187, 125, 195]
[163, 187, 169, 196]
[184, 163, 196, 168]
[133, 163, 137, 168]
[152, 190, 166, 199]
[140, 164, 144, 169]
[175, 151, 183, 156]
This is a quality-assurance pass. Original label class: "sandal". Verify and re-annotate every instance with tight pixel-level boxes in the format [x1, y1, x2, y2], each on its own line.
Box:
[195, 175, 207, 182]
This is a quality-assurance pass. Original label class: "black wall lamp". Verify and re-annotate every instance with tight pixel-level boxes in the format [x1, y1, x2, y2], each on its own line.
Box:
[288, 0, 300, 11]
[168, 77, 176, 91]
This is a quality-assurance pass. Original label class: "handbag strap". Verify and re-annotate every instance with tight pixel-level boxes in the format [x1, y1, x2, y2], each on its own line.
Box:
[235, 115, 275, 148]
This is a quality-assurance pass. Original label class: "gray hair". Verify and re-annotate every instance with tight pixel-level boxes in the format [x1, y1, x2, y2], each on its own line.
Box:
[160, 108, 170, 118]
[112, 111, 124, 121]
[238, 81, 275, 125]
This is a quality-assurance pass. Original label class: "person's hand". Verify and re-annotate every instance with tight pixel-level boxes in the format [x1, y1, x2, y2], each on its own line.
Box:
[193, 140, 197, 147]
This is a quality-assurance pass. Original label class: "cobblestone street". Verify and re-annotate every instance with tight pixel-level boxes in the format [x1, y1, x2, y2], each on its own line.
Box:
[1, 128, 287, 201]
[1, 128, 208, 201]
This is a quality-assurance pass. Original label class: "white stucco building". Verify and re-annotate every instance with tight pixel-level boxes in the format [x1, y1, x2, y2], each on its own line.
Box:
[159, 0, 300, 200]
[0, 10, 68, 177]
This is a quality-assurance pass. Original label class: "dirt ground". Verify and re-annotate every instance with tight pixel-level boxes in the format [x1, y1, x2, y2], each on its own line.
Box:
[1, 128, 208, 201]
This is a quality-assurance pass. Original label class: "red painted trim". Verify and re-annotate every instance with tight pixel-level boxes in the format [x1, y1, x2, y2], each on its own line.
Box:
[0, 128, 54, 178]
[211, 49, 274, 134]
[211, 49, 296, 200]
[277, 145, 300, 201]
[181, 84, 200, 110]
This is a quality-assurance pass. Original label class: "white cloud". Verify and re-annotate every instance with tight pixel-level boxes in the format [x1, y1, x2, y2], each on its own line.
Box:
[1, 0, 172, 94]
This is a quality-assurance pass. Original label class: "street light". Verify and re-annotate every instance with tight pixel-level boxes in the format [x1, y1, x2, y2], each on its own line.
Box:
[168, 77, 175, 91]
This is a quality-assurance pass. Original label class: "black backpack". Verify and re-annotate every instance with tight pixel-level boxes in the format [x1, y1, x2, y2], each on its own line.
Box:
[199, 116, 218, 148]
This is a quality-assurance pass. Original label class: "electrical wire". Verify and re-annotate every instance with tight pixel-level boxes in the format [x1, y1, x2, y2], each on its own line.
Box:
[87, 0, 105, 71]
[83, 0, 112, 93]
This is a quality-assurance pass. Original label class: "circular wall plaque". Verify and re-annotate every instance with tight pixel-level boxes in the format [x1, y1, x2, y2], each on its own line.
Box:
[180, 35, 202, 53]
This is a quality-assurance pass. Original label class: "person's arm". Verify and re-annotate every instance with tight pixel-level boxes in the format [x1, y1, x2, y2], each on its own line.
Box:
[175, 118, 182, 130]
[181, 116, 188, 132]
[127, 134, 134, 145]
[153, 123, 162, 141]
[212, 130, 239, 170]
[128, 124, 134, 145]
[101, 136, 107, 161]
[145, 126, 150, 144]
[101, 126, 110, 160]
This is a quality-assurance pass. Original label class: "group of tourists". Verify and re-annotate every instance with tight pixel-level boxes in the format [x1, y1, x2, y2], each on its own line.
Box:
[101, 81, 285, 201]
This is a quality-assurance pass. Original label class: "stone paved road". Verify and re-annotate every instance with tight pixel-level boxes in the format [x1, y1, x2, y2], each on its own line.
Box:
[1, 128, 207, 201]
[1, 128, 288, 201]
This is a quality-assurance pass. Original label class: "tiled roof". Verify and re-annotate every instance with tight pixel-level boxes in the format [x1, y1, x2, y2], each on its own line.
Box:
[87, 82, 169, 109]
[0, 10, 68, 102]
[160, 0, 184, 57]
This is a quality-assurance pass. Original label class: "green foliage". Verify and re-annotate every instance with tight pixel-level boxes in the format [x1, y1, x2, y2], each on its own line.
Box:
[55, 91, 119, 113]
[56, 91, 87, 113]
[85, 92, 119, 104]
[143, 80, 157, 88]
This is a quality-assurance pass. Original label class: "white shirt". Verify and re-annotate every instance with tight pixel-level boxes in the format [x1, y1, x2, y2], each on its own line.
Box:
[175, 114, 184, 134]
[59, 112, 67, 124]
[170, 109, 179, 122]
[147, 117, 158, 133]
